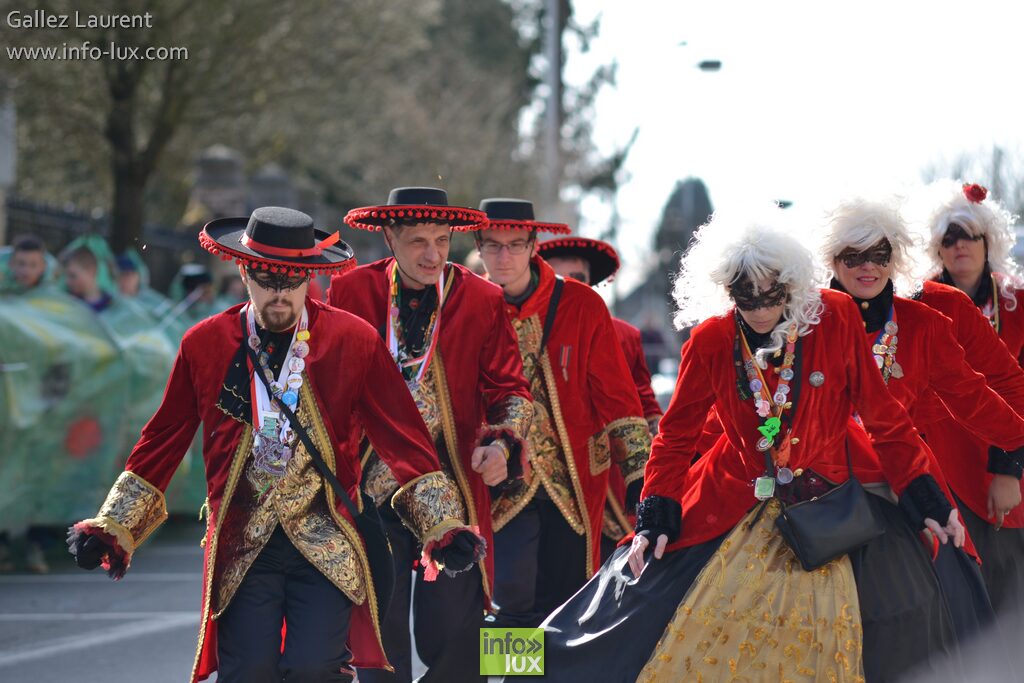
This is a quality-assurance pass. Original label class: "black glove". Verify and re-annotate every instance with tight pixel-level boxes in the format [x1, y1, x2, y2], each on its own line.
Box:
[430, 530, 486, 577]
[898, 474, 953, 531]
[66, 526, 111, 570]
[634, 494, 682, 544]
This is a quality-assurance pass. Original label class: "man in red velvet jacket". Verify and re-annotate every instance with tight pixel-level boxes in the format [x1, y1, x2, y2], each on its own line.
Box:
[476, 198, 651, 628]
[329, 188, 533, 683]
[67, 207, 479, 683]
[538, 236, 663, 561]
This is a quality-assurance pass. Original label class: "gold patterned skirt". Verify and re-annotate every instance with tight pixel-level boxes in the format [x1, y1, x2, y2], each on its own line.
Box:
[637, 501, 865, 683]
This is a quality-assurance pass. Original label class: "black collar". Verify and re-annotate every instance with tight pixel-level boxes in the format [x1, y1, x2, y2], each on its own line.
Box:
[830, 277, 894, 333]
[504, 265, 540, 308]
[936, 264, 993, 309]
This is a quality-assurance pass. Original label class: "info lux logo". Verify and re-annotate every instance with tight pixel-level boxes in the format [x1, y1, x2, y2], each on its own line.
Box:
[480, 628, 544, 675]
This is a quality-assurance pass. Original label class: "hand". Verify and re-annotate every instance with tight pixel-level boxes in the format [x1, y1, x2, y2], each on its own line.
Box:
[66, 526, 111, 570]
[987, 474, 1022, 529]
[471, 445, 508, 486]
[924, 508, 965, 548]
[430, 530, 485, 576]
[626, 532, 667, 579]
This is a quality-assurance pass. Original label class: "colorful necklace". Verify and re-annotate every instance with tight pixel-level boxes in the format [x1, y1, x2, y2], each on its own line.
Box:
[245, 303, 309, 480]
[738, 322, 798, 452]
[385, 260, 446, 386]
[871, 306, 901, 383]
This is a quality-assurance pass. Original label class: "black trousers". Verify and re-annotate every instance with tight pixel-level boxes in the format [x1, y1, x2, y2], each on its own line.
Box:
[358, 506, 486, 683]
[491, 495, 588, 628]
[217, 526, 355, 683]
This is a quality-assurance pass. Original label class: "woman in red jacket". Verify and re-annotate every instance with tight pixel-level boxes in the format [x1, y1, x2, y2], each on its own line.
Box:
[819, 197, 1024, 659]
[514, 206, 963, 683]
[911, 181, 1024, 617]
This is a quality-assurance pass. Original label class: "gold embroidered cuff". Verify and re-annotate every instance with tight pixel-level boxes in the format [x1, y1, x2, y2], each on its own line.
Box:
[606, 417, 651, 486]
[390, 471, 467, 544]
[79, 471, 168, 557]
[484, 395, 534, 444]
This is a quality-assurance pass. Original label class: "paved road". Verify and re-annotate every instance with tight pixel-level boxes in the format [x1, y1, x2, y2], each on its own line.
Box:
[0, 520, 206, 682]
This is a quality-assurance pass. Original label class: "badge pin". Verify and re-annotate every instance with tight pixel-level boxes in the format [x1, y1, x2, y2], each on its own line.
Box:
[292, 341, 310, 358]
[248, 334, 261, 350]
[884, 321, 898, 335]
[809, 371, 825, 387]
[289, 357, 306, 373]
[780, 368, 794, 381]
[754, 476, 776, 500]
[890, 362, 904, 379]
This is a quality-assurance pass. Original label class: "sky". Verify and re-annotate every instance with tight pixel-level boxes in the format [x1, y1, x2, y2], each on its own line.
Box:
[565, 0, 1024, 292]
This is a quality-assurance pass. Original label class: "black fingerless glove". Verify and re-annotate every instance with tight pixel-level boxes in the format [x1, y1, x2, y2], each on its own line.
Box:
[634, 494, 682, 544]
[988, 445, 1024, 480]
[898, 474, 953, 531]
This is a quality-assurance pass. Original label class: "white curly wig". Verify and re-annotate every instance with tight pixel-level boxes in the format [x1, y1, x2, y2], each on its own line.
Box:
[912, 179, 1023, 306]
[671, 204, 823, 362]
[818, 197, 926, 295]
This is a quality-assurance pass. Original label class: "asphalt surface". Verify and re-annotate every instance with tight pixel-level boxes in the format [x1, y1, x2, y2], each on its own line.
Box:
[0, 520, 206, 682]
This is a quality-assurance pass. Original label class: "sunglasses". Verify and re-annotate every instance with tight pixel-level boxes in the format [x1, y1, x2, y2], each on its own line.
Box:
[836, 241, 892, 269]
[940, 223, 984, 249]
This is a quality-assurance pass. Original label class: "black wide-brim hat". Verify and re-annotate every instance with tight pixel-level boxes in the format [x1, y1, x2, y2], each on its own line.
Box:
[537, 236, 620, 286]
[345, 187, 488, 232]
[478, 198, 571, 234]
[200, 206, 355, 275]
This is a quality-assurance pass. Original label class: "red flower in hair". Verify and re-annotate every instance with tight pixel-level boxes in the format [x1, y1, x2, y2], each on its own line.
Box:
[963, 183, 988, 203]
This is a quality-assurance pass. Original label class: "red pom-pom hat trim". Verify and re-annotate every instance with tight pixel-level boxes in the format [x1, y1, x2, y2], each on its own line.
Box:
[344, 205, 489, 232]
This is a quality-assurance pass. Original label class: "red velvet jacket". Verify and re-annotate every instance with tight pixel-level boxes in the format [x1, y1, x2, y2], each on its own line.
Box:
[329, 260, 532, 603]
[643, 290, 935, 551]
[93, 298, 447, 679]
[917, 279, 1024, 527]
[505, 257, 650, 575]
[607, 317, 662, 529]
[612, 317, 663, 421]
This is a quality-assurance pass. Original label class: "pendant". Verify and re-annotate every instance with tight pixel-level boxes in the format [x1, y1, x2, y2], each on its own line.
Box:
[253, 437, 291, 477]
[754, 476, 776, 500]
[809, 371, 825, 387]
[874, 355, 884, 369]
[248, 334, 261, 350]
[872, 343, 888, 355]
[884, 321, 898, 335]
[776, 467, 794, 485]
[890, 362, 904, 379]
[756, 436, 774, 451]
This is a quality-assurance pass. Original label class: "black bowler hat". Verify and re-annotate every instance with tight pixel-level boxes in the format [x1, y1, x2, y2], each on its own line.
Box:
[477, 198, 570, 234]
[537, 236, 621, 286]
[344, 187, 488, 232]
[200, 206, 354, 275]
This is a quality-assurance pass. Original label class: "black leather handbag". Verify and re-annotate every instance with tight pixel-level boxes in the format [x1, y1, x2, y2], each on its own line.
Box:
[242, 314, 394, 621]
[769, 441, 885, 571]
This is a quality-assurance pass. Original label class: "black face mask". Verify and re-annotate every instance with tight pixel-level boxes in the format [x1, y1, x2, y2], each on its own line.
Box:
[246, 267, 309, 293]
[941, 223, 984, 249]
[836, 239, 892, 269]
[728, 276, 788, 312]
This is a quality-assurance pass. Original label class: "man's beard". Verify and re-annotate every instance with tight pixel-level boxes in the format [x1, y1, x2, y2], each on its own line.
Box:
[256, 300, 299, 332]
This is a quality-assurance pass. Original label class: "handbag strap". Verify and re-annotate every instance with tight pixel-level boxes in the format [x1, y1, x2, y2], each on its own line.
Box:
[540, 276, 564, 354]
[240, 310, 361, 520]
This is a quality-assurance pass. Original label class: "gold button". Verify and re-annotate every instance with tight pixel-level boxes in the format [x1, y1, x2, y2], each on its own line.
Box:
[861, 301, 869, 310]
[790, 437, 800, 445]
[794, 468, 804, 476]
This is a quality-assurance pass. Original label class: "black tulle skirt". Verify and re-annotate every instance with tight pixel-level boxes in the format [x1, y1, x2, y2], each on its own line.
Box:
[849, 493, 960, 682]
[957, 496, 1024, 618]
